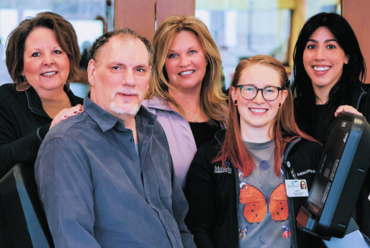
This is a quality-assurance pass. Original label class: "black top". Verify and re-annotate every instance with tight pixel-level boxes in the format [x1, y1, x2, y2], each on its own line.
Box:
[312, 104, 328, 144]
[294, 85, 370, 238]
[0, 83, 82, 248]
[189, 121, 221, 149]
[0, 83, 83, 178]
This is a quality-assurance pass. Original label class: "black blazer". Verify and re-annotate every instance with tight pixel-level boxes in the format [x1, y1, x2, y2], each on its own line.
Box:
[0, 83, 83, 248]
[0, 83, 83, 178]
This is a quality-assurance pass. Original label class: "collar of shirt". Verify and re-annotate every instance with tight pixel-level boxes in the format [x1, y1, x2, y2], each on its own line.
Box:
[83, 92, 157, 133]
[25, 84, 80, 118]
[144, 96, 175, 112]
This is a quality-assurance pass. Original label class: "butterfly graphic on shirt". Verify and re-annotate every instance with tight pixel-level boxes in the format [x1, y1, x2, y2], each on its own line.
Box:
[238, 225, 249, 240]
[239, 182, 289, 224]
[281, 224, 291, 238]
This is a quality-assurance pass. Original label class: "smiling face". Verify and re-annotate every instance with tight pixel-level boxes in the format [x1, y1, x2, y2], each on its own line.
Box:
[231, 64, 287, 136]
[88, 36, 150, 121]
[301, 181, 307, 189]
[303, 27, 348, 97]
[164, 30, 207, 92]
[22, 27, 70, 95]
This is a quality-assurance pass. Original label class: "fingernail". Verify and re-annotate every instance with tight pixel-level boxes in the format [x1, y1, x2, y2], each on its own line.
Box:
[64, 115, 68, 119]
[73, 111, 77, 114]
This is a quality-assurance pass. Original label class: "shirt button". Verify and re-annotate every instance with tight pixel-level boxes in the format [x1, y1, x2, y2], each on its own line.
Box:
[130, 138, 134, 142]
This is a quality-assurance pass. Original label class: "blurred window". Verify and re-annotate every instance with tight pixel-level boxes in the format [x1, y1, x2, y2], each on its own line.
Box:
[196, 0, 340, 90]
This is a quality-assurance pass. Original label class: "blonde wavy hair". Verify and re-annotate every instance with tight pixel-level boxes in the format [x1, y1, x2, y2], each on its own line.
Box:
[146, 15, 227, 125]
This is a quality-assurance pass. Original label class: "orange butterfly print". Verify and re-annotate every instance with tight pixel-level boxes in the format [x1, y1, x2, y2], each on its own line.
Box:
[239, 183, 289, 224]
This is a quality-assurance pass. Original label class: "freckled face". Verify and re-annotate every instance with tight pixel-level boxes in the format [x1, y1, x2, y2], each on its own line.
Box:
[164, 30, 207, 92]
[303, 27, 348, 94]
[22, 27, 70, 94]
[88, 37, 151, 118]
[231, 64, 287, 132]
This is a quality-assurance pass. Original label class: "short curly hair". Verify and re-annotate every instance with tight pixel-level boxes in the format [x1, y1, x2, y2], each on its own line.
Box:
[6, 11, 81, 84]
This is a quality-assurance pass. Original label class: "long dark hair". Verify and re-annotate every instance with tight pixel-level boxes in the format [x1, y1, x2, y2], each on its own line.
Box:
[214, 55, 316, 177]
[293, 12, 366, 134]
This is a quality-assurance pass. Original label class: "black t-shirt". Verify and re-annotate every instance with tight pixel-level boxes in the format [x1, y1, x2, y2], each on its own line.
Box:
[189, 121, 221, 149]
[312, 104, 328, 144]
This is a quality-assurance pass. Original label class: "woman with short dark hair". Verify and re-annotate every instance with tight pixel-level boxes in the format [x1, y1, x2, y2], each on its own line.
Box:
[0, 12, 84, 178]
[293, 12, 370, 239]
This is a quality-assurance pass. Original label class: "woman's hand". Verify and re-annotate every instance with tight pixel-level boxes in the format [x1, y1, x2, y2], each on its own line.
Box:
[50, 104, 84, 129]
[334, 105, 363, 117]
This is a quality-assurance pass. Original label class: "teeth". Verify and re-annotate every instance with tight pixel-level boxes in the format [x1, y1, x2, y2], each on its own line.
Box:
[250, 109, 267, 113]
[314, 66, 329, 72]
[180, 70, 194, 75]
[42, 72, 56, 76]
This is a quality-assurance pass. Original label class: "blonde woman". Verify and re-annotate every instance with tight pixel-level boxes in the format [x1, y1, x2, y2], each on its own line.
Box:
[143, 16, 227, 188]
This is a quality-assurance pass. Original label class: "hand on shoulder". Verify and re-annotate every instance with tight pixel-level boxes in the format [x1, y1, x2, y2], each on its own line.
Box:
[50, 104, 84, 129]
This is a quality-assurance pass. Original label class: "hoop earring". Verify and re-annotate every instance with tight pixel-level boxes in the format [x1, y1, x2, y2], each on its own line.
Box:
[16, 76, 31, 92]
[234, 100, 237, 105]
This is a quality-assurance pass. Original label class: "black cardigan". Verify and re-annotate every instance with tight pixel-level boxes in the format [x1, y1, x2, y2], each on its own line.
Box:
[0, 83, 82, 248]
[0, 83, 83, 178]
[184, 130, 324, 248]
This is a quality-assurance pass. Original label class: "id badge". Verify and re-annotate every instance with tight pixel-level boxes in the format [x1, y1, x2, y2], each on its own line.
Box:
[285, 179, 309, 197]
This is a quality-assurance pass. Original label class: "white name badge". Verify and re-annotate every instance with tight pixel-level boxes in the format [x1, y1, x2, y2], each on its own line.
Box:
[285, 179, 309, 197]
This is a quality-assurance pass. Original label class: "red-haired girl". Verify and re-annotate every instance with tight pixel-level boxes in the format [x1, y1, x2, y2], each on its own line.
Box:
[185, 55, 324, 248]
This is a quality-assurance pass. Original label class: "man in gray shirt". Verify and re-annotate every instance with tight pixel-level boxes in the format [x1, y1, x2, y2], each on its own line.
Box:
[35, 28, 195, 248]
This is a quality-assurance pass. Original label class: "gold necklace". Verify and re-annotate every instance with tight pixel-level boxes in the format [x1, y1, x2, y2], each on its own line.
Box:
[186, 110, 198, 123]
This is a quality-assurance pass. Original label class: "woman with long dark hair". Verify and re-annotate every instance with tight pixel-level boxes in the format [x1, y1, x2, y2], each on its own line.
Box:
[185, 55, 323, 248]
[293, 12, 370, 238]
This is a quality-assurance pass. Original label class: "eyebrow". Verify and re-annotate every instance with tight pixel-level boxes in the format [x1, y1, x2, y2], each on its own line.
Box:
[239, 84, 280, 88]
[307, 38, 338, 43]
[108, 62, 126, 66]
[167, 46, 199, 53]
[107, 62, 149, 67]
[187, 46, 199, 50]
[27, 45, 62, 51]
[135, 64, 149, 68]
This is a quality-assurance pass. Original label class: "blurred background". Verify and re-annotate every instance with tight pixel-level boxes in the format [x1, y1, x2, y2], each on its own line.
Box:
[194, 0, 340, 90]
[0, 0, 344, 97]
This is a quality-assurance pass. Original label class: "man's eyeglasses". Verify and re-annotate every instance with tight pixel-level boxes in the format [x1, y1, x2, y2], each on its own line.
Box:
[236, 85, 283, 101]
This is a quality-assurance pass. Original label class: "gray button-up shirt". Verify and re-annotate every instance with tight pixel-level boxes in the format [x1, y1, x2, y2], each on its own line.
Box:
[35, 95, 195, 248]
